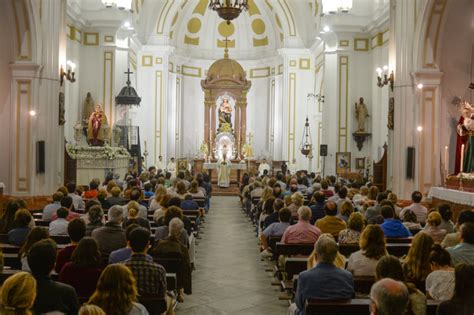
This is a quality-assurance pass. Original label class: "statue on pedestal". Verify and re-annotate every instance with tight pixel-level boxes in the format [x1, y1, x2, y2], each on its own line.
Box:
[218, 97, 233, 133]
[82, 92, 95, 126]
[87, 103, 109, 146]
[355, 97, 370, 133]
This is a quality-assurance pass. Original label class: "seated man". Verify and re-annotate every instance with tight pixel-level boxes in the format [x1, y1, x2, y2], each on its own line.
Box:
[28, 239, 79, 314]
[369, 278, 409, 315]
[49, 207, 70, 236]
[91, 205, 126, 265]
[107, 186, 127, 207]
[109, 224, 153, 264]
[309, 191, 326, 225]
[400, 191, 428, 225]
[51, 196, 81, 221]
[282, 206, 321, 244]
[125, 227, 167, 298]
[315, 201, 347, 239]
[66, 182, 85, 211]
[8, 209, 32, 246]
[380, 205, 411, 238]
[260, 208, 292, 254]
[442, 210, 474, 248]
[293, 236, 354, 315]
[42, 191, 63, 221]
[447, 222, 474, 265]
[55, 218, 86, 273]
[263, 199, 285, 229]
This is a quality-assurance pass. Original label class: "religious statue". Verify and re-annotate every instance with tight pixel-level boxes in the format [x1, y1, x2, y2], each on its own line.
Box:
[218, 145, 231, 188]
[355, 97, 370, 133]
[58, 92, 65, 125]
[218, 97, 233, 133]
[387, 97, 394, 130]
[87, 103, 109, 146]
[82, 92, 96, 125]
[459, 101, 474, 173]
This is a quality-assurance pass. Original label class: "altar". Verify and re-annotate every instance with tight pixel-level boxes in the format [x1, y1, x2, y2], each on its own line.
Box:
[202, 160, 247, 187]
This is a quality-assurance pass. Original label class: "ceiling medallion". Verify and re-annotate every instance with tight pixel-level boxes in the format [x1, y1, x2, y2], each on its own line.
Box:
[209, 0, 249, 24]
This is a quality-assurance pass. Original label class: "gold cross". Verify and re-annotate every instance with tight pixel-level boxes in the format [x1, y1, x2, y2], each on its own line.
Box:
[223, 36, 230, 58]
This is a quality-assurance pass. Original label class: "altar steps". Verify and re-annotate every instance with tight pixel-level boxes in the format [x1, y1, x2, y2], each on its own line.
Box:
[211, 183, 241, 196]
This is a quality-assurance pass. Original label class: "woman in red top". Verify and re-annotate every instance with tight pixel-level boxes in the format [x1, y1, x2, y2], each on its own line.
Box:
[59, 237, 103, 298]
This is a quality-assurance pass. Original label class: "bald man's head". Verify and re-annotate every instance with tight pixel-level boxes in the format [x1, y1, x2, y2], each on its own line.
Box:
[370, 278, 409, 315]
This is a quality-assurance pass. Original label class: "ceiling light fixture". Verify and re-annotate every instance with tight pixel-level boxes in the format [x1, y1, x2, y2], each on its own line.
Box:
[209, 0, 249, 24]
[323, 26, 330, 32]
[322, 0, 352, 15]
[101, 0, 133, 12]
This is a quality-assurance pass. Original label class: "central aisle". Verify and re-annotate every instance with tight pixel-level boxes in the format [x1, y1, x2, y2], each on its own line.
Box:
[176, 196, 288, 314]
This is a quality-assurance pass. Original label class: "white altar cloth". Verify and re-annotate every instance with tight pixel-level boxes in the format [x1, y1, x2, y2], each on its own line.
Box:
[203, 163, 247, 170]
[428, 187, 474, 206]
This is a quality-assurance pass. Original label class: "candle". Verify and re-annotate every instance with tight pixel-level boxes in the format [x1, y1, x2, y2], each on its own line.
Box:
[460, 144, 465, 173]
[144, 140, 147, 151]
[444, 146, 448, 175]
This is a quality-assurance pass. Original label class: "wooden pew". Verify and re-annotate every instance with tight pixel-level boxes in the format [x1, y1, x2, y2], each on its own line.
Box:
[385, 237, 413, 244]
[338, 243, 411, 258]
[275, 242, 314, 257]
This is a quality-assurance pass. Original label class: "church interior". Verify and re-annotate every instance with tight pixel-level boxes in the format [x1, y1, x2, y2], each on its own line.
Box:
[0, 0, 473, 314]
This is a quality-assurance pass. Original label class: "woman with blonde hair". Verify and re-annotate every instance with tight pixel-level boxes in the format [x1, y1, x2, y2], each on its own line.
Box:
[88, 264, 148, 315]
[79, 305, 106, 315]
[288, 192, 304, 217]
[338, 201, 354, 223]
[149, 184, 167, 212]
[347, 224, 387, 276]
[1, 271, 36, 314]
[123, 201, 150, 230]
[153, 194, 171, 222]
[421, 211, 447, 243]
[387, 192, 402, 217]
[307, 233, 346, 269]
[403, 232, 434, 283]
[338, 212, 365, 244]
[188, 180, 205, 198]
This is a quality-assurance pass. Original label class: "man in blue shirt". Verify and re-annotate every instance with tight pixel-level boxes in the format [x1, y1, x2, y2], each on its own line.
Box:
[380, 205, 412, 238]
[294, 236, 354, 315]
[447, 222, 474, 265]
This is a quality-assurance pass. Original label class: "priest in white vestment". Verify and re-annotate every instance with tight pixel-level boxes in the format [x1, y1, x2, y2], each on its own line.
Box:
[166, 157, 177, 177]
[218, 147, 231, 188]
[156, 155, 165, 171]
[258, 159, 271, 175]
[288, 158, 298, 175]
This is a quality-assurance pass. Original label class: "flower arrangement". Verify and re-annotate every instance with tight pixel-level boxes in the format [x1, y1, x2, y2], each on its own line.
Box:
[219, 122, 233, 133]
[65, 143, 130, 160]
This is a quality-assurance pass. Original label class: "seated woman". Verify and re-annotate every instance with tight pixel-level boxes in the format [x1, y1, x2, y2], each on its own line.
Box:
[425, 244, 454, 301]
[149, 184, 168, 212]
[402, 232, 434, 283]
[154, 206, 188, 246]
[437, 264, 474, 315]
[152, 194, 171, 222]
[338, 212, 365, 244]
[307, 233, 346, 269]
[375, 255, 426, 315]
[122, 201, 150, 231]
[59, 237, 103, 298]
[0, 271, 36, 314]
[87, 264, 148, 314]
[8, 209, 33, 246]
[18, 227, 50, 272]
[421, 211, 447, 243]
[337, 201, 354, 223]
[347, 224, 387, 276]
[151, 218, 192, 303]
[175, 181, 188, 200]
[188, 180, 205, 199]
[85, 205, 104, 236]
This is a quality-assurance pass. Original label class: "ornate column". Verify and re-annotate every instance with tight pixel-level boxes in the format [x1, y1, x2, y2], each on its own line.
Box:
[204, 92, 212, 156]
[240, 95, 248, 155]
[235, 100, 241, 157]
[210, 102, 216, 158]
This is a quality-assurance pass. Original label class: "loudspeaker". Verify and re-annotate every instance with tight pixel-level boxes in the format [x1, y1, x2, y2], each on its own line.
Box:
[406, 147, 415, 179]
[320, 144, 328, 157]
[36, 141, 45, 174]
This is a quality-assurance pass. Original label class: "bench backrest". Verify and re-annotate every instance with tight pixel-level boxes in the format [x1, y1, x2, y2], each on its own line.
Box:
[305, 299, 369, 315]
[275, 242, 314, 256]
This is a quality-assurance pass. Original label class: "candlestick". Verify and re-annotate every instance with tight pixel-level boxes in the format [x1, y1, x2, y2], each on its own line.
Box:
[460, 144, 465, 174]
[144, 140, 147, 151]
[444, 146, 448, 175]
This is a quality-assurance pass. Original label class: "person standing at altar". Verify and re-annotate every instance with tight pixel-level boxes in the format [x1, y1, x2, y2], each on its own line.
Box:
[167, 157, 176, 177]
[156, 156, 165, 171]
[455, 104, 472, 173]
[218, 146, 231, 188]
[258, 159, 271, 176]
[87, 103, 109, 146]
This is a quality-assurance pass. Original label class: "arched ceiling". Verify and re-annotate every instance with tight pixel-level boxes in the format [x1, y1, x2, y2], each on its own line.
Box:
[138, 0, 318, 60]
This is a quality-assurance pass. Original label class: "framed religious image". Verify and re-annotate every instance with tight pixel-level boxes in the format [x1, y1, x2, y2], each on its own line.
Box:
[355, 158, 365, 170]
[336, 152, 351, 175]
[177, 159, 188, 172]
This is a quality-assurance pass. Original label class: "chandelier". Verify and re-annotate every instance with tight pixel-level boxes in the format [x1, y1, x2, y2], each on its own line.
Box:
[299, 117, 313, 157]
[321, 0, 352, 15]
[209, 0, 249, 24]
[101, 0, 132, 11]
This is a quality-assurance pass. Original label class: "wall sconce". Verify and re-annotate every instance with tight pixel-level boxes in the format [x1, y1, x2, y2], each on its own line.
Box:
[307, 93, 325, 104]
[376, 65, 394, 91]
[60, 61, 76, 86]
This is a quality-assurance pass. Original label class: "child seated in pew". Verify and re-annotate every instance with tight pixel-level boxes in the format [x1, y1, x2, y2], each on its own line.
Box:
[49, 208, 70, 236]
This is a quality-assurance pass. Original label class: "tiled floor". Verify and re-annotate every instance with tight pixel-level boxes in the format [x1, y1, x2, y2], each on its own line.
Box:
[176, 196, 289, 314]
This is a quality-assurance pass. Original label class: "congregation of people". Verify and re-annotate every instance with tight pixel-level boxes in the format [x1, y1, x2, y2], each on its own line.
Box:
[241, 171, 474, 315]
[0, 167, 211, 314]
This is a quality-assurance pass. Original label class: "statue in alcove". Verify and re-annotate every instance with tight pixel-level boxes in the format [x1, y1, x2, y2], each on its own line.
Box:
[82, 92, 95, 126]
[218, 97, 233, 133]
[355, 97, 370, 133]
